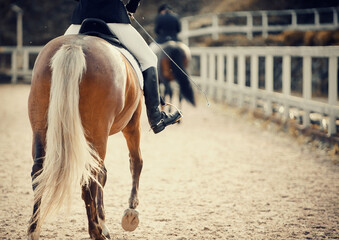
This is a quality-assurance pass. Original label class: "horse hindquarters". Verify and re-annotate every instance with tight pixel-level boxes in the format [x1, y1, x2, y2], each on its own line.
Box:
[28, 43, 102, 239]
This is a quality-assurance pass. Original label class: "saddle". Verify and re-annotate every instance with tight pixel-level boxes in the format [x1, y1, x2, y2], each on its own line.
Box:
[79, 18, 127, 49]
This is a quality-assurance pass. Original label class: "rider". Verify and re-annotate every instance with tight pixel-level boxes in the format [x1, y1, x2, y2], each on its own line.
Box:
[64, 0, 181, 134]
[154, 4, 181, 44]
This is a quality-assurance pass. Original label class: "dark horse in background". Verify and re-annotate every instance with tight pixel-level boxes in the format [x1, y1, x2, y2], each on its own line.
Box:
[153, 41, 195, 110]
[27, 19, 143, 240]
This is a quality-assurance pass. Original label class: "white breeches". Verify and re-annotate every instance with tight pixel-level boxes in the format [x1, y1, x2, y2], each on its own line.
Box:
[64, 23, 157, 71]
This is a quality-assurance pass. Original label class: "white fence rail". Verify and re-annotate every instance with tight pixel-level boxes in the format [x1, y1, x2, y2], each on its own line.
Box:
[1, 45, 338, 136]
[180, 7, 339, 45]
[190, 46, 339, 136]
[0, 46, 42, 83]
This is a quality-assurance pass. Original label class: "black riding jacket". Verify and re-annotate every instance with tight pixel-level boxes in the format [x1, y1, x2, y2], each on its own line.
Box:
[71, 0, 141, 24]
[155, 11, 181, 44]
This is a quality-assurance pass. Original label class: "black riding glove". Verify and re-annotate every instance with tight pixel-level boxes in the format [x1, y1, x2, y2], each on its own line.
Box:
[125, 0, 141, 13]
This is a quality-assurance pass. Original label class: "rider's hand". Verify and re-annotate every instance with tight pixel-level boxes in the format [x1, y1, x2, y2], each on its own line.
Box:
[127, 11, 134, 19]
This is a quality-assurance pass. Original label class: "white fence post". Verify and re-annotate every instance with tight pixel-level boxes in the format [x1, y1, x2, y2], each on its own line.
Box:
[302, 56, 312, 128]
[265, 55, 273, 115]
[328, 56, 338, 136]
[11, 50, 17, 84]
[226, 54, 234, 104]
[212, 15, 219, 40]
[251, 54, 259, 108]
[217, 53, 225, 102]
[314, 9, 320, 28]
[181, 18, 189, 45]
[209, 53, 216, 99]
[201, 52, 208, 94]
[282, 55, 291, 120]
[238, 54, 246, 107]
[333, 7, 338, 25]
[262, 12, 268, 38]
[246, 13, 253, 40]
[23, 49, 29, 80]
[291, 11, 297, 28]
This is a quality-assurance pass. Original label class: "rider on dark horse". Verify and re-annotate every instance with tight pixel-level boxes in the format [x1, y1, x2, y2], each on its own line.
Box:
[65, 0, 181, 134]
[150, 4, 182, 53]
[154, 4, 181, 44]
[149, 4, 195, 107]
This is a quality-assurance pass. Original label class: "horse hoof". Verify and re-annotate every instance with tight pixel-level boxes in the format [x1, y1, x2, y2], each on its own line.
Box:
[27, 231, 40, 240]
[90, 235, 108, 240]
[121, 208, 139, 231]
[98, 218, 111, 239]
[101, 228, 111, 239]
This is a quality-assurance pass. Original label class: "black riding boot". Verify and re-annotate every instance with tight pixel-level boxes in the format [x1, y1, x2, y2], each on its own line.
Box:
[143, 67, 182, 134]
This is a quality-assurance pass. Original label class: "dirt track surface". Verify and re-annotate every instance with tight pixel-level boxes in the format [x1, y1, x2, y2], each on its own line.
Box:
[0, 84, 338, 240]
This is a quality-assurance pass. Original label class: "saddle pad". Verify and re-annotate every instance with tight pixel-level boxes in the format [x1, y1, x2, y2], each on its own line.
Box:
[115, 47, 143, 90]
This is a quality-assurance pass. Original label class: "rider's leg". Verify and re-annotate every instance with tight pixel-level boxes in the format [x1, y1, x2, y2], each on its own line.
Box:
[107, 23, 181, 133]
[107, 23, 155, 71]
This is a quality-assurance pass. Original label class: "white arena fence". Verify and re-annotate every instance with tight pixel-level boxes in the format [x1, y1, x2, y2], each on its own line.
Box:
[1, 45, 338, 136]
[0, 46, 42, 83]
[189, 46, 339, 136]
[180, 7, 339, 45]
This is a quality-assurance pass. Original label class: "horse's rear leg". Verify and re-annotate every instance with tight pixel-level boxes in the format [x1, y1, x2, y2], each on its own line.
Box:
[97, 165, 110, 239]
[121, 104, 143, 231]
[82, 177, 108, 240]
[27, 134, 45, 240]
[81, 136, 109, 240]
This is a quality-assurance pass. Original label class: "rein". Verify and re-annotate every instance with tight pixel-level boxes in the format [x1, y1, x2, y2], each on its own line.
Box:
[130, 14, 210, 107]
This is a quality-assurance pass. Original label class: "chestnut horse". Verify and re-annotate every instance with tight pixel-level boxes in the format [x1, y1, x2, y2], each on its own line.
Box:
[28, 34, 143, 239]
[156, 41, 195, 110]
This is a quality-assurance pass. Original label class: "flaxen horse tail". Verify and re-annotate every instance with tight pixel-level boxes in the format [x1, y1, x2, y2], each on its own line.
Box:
[31, 44, 101, 228]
